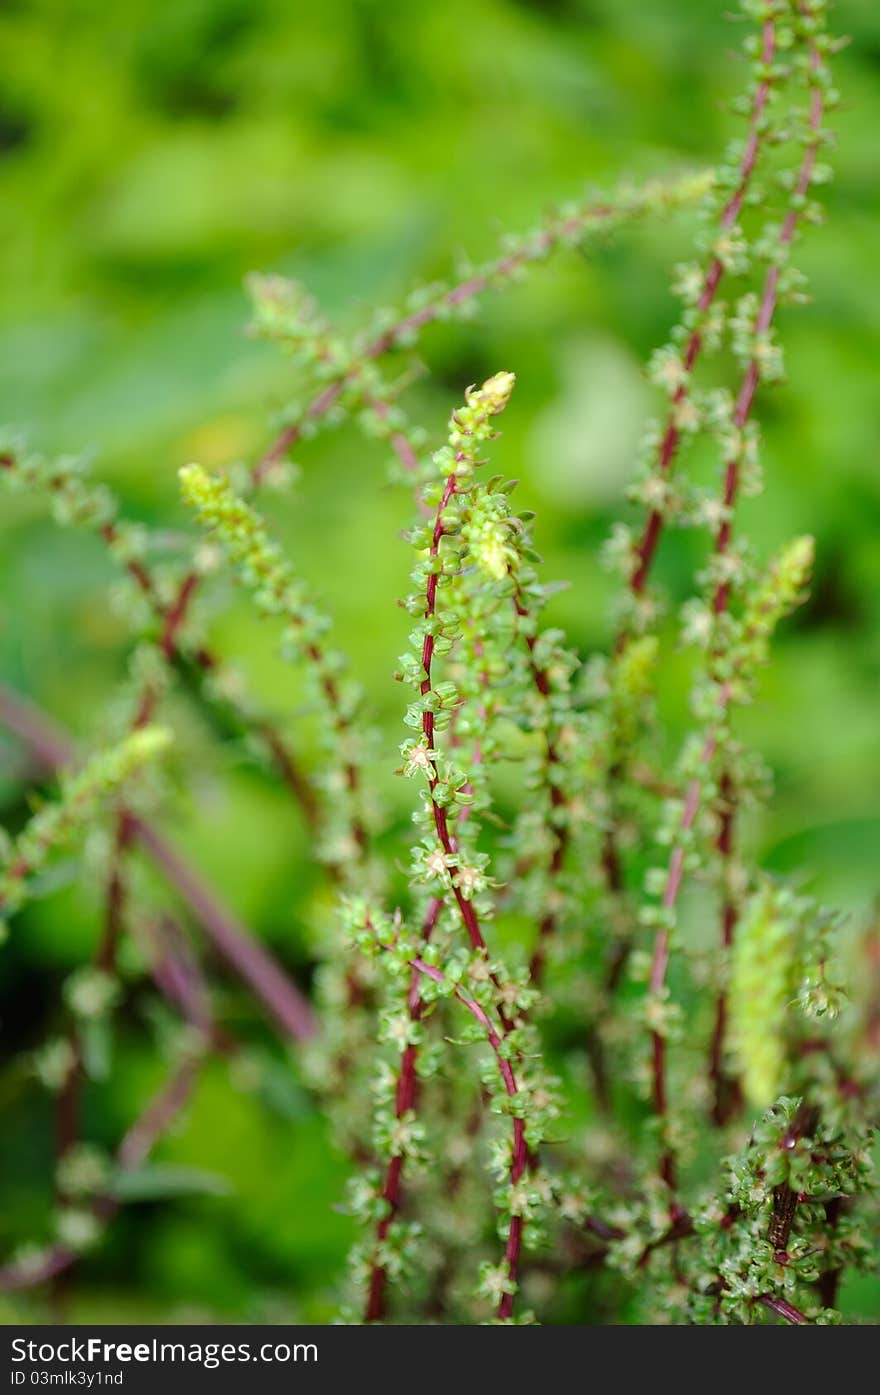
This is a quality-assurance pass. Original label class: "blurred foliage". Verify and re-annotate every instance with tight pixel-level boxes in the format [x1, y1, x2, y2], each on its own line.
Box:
[0, 0, 878, 1322]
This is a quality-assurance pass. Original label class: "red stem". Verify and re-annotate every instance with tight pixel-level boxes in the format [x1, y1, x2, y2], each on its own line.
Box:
[708, 770, 744, 1123]
[0, 683, 317, 1042]
[130, 819, 316, 1042]
[706, 44, 825, 1120]
[602, 17, 781, 1015]
[365, 466, 532, 1319]
[363, 897, 442, 1322]
[8, 631, 235, 1292]
[648, 49, 827, 1190]
[0, 453, 317, 833]
[759, 1294, 809, 1325]
[420, 473, 489, 955]
[512, 589, 570, 985]
[251, 197, 625, 485]
[142, 913, 231, 1049]
[0, 1056, 202, 1292]
[630, 18, 779, 596]
[406, 956, 528, 1320]
[54, 812, 136, 1197]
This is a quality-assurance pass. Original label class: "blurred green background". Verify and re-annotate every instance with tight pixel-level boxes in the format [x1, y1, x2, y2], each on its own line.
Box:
[1, 0, 878, 1322]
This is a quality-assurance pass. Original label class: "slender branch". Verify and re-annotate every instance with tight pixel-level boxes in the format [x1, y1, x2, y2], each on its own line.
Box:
[0, 683, 72, 771]
[0, 1054, 202, 1292]
[636, 1211, 696, 1269]
[158, 601, 321, 833]
[629, 17, 779, 597]
[54, 567, 204, 1182]
[54, 812, 135, 1200]
[404, 954, 528, 1321]
[595, 14, 782, 1029]
[3, 748, 234, 1298]
[161, 179, 708, 730]
[511, 586, 572, 986]
[252, 176, 708, 484]
[0, 451, 319, 836]
[365, 694, 483, 1319]
[649, 714, 724, 1197]
[140, 913, 232, 1050]
[170, 646, 321, 834]
[705, 36, 826, 1123]
[98, 522, 161, 612]
[257, 715, 322, 831]
[0, 683, 317, 1042]
[363, 896, 442, 1323]
[817, 1196, 844, 1309]
[179, 465, 370, 877]
[129, 819, 316, 1042]
[759, 1294, 809, 1325]
[116, 1054, 203, 1171]
[420, 473, 490, 956]
[708, 769, 744, 1124]
[647, 45, 827, 1195]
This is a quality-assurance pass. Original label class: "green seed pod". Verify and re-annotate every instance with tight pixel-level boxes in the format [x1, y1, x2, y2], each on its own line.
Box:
[729, 883, 799, 1108]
